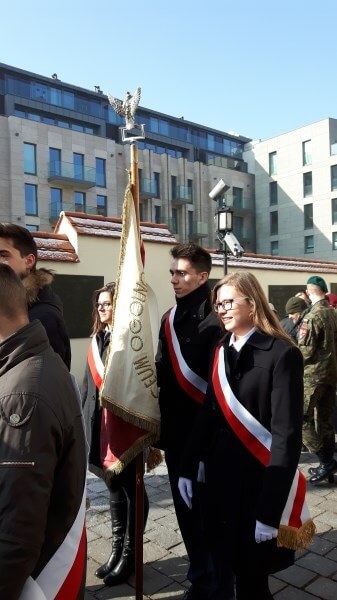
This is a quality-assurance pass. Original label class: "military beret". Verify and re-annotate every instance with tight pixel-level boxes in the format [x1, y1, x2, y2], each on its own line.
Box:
[285, 297, 307, 314]
[306, 275, 328, 293]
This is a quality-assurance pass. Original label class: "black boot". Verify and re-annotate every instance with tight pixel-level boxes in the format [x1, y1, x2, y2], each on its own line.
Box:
[309, 459, 337, 484]
[95, 498, 126, 579]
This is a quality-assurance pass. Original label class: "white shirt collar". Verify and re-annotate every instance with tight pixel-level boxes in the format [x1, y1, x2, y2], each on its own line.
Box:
[229, 327, 256, 352]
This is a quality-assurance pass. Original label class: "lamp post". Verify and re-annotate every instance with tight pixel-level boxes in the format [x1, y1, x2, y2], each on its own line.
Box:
[215, 204, 234, 275]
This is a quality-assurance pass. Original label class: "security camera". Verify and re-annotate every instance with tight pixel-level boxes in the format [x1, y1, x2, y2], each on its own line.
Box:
[224, 232, 244, 258]
[209, 179, 230, 201]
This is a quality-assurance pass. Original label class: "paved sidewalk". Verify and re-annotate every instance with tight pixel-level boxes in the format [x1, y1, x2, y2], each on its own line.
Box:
[85, 453, 337, 599]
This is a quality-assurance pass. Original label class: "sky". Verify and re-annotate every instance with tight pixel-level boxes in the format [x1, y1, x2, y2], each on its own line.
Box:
[1, 0, 336, 141]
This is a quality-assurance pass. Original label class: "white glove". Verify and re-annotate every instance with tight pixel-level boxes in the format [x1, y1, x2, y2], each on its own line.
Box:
[255, 520, 278, 543]
[197, 461, 205, 483]
[178, 477, 193, 509]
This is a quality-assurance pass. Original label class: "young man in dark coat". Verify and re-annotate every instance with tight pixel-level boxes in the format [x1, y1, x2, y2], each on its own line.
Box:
[0, 263, 87, 599]
[156, 243, 225, 600]
[0, 223, 71, 369]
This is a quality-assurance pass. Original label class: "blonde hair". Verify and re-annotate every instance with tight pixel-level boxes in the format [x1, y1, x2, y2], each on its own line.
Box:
[212, 271, 294, 344]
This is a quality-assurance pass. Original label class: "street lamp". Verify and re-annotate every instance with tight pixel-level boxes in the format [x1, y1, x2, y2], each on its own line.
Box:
[209, 180, 243, 275]
[215, 205, 234, 275]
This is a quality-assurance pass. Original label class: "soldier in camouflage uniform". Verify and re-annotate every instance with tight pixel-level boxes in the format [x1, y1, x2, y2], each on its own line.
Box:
[297, 276, 337, 484]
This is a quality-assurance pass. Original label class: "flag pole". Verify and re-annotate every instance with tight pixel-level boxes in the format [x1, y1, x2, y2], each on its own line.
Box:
[130, 141, 144, 600]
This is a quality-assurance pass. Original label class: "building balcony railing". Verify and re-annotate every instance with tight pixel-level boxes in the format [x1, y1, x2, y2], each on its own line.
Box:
[48, 161, 96, 189]
[190, 221, 208, 238]
[167, 217, 178, 234]
[172, 186, 192, 205]
[207, 156, 248, 173]
[49, 202, 102, 223]
[139, 178, 158, 198]
[219, 194, 254, 211]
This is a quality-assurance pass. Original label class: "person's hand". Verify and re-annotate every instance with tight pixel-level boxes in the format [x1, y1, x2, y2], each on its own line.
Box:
[255, 520, 278, 543]
[197, 461, 205, 483]
[178, 477, 193, 509]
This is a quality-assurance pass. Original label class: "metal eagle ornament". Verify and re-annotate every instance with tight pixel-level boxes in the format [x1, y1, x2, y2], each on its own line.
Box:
[108, 88, 145, 141]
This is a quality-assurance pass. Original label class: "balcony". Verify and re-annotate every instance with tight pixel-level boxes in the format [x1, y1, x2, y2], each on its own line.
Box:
[48, 161, 96, 189]
[171, 186, 192, 205]
[190, 221, 208, 238]
[139, 178, 158, 199]
[219, 194, 254, 212]
[49, 202, 101, 224]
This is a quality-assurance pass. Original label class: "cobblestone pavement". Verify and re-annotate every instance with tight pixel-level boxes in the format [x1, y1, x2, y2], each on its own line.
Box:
[85, 453, 337, 599]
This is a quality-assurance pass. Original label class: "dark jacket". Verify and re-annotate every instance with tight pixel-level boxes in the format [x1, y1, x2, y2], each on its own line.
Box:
[23, 268, 71, 370]
[0, 320, 86, 599]
[181, 330, 304, 574]
[81, 330, 110, 478]
[155, 282, 222, 450]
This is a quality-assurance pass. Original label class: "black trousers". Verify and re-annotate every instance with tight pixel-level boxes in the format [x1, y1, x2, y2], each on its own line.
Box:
[165, 449, 233, 599]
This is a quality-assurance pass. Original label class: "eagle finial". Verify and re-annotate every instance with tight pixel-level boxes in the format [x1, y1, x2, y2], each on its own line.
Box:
[108, 87, 141, 130]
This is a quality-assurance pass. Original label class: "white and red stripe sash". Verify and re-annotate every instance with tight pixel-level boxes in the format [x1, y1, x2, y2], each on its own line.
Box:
[88, 336, 104, 390]
[20, 485, 86, 600]
[164, 306, 207, 405]
[212, 345, 310, 530]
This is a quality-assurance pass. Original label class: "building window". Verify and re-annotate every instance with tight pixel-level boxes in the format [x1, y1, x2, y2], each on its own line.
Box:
[333, 232, 337, 251]
[187, 179, 193, 203]
[154, 205, 161, 224]
[331, 165, 337, 191]
[269, 151, 277, 175]
[26, 224, 39, 231]
[49, 148, 61, 176]
[270, 211, 278, 235]
[332, 199, 337, 224]
[269, 181, 278, 205]
[97, 195, 107, 216]
[302, 140, 312, 166]
[154, 172, 160, 197]
[304, 203, 313, 229]
[25, 183, 38, 215]
[74, 191, 86, 212]
[305, 235, 314, 254]
[233, 187, 243, 209]
[73, 153, 84, 179]
[50, 188, 62, 218]
[303, 172, 312, 197]
[24, 143, 36, 174]
[171, 208, 178, 233]
[96, 158, 106, 187]
[270, 241, 279, 256]
[188, 210, 193, 235]
[139, 203, 144, 222]
[171, 175, 177, 200]
[233, 216, 243, 239]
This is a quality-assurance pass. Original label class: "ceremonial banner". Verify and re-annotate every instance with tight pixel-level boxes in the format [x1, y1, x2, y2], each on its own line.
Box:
[100, 183, 160, 477]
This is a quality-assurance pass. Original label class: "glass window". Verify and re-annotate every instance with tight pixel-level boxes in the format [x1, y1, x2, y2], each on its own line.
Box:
[270, 241, 279, 256]
[188, 211, 193, 234]
[97, 194, 107, 216]
[96, 158, 106, 187]
[28, 113, 41, 122]
[154, 172, 160, 197]
[14, 108, 25, 118]
[304, 203, 313, 229]
[150, 117, 159, 133]
[331, 165, 337, 191]
[303, 172, 312, 197]
[159, 120, 169, 136]
[270, 211, 278, 235]
[24, 143, 36, 174]
[58, 121, 69, 128]
[233, 187, 243, 209]
[171, 175, 177, 200]
[187, 179, 193, 203]
[269, 181, 278, 205]
[26, 224, 39, 231]
[269, 151, 277, 175]
[233, 216, 243, 239]
[333, 232, 337, 251]
[332, 199, 337, 224]
[50, 188, 62, 218]
[63, 91, 74, 109]
[171, 208, 178, 233]
[305, 235, 314, 254]
[49, 148, 61, 176]
[73, 153, 84, 179]
[50, 87, 62, 106]
[154, 205, 161, 224]
[74, 191, 86, 212]
[72, 123, 83, 132]
[25, 183, 38, 215]
[302, 140, 312, 166]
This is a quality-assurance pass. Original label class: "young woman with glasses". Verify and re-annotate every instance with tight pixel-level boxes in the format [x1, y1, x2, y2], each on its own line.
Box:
[81, 283, 149, 586]
[179, 272, 314, 600]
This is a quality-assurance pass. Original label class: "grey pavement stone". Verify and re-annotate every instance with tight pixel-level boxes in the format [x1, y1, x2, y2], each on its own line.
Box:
[86, 509, 110, 528]
[275, 586, 320, 598]
[269, 576, 287, 594]
[94, 582, 138, 599]
[88, 537, 114, 567]
[87, 480, 109, 494]
[296, 552, 337, 577]
[143, 540, 170, 563]
[321, 529, 337, 544]
[150, 493, 174, 509]
[90, 522, 112, 540]
[274, 565, 317, 587]
[305, 576, 337, 600]
[141, 564, 176, 596]
[308, 536, 336, 556]
[150, 581, 188, 599]
[87, 527, 101, 543]
[325, 548, 337, 562]
[312, 520, 333, 535]
[85, 557, 104, 588]
[314, 511, 337, 529]
[151, 554, 190, 584]
[168, 542, 188, 559]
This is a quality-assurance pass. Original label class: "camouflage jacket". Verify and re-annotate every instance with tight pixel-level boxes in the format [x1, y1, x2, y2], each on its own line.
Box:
[297, 299, 337, 389]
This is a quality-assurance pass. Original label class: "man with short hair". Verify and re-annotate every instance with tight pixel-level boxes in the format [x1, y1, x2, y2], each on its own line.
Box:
[0, 223, 71, 368]
[0, 263, 87, 598]
[298, 275, 337, 483]
[156, 243, 227, 600]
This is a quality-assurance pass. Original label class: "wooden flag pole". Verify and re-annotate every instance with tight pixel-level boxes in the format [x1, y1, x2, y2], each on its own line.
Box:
[130, 142, 144, 600]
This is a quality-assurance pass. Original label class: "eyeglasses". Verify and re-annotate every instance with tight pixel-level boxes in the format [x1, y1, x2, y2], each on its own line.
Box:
[213, 297, 249, 312]
[95, 302, 112, 310]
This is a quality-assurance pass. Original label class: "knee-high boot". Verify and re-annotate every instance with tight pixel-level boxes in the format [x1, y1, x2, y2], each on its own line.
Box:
[95, 497, 127, 579]
[103, 488, 149, 586]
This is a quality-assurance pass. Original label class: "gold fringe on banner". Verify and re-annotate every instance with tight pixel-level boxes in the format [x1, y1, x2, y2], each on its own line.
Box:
[277, 518, 316, 550]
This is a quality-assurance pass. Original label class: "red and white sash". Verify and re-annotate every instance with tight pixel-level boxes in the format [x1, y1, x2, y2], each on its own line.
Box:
[88, 336, 104, 390]
[165, 306, 207, 404]
[212, 345, 314, 548]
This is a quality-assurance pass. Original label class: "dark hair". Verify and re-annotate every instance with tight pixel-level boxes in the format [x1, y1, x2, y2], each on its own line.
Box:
[0, 263, 28, 319]
[0, 223, 37, 270]
[170, 243, 212, 274]
[91, 282, 115, 335]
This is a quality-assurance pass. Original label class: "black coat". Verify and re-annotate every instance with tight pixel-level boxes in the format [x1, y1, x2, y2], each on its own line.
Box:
[181, 330, 304, 574]
[155, 282, 222, 451]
